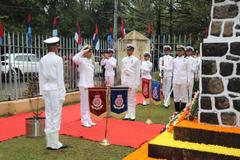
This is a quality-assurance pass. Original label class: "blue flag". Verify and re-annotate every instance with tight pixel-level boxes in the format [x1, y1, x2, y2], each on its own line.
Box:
[93, 24, 100, 51]
[151, 80, 161, 105]
[110, 87, 128, 118]
[26, 15, 31, 48]
[107, 34, 113, 48]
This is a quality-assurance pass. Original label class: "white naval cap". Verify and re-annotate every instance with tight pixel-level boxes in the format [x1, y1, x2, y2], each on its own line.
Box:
[79, 44, 92, 56]
[186, 46, 194, 52]
[176, 45, 186, 51]
[143, 51, 151, 57]
[163, 45, 172, 50]
[107, 48, 114, 53]
[81, 44, 92, 51]
[127, 44, 134, 50]
[43, 37, 60, 45]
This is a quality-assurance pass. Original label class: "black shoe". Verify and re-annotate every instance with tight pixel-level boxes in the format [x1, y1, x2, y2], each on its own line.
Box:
[46, 145, 68, 150]
[129, 118, 135, 121]
[123, 118, 129, 120]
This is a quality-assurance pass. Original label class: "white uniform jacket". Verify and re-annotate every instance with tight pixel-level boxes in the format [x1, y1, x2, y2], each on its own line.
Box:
[100, 57, 117, 77]
[159, 55, 174, 77]
[72, 52, 94, 88]
[39, 52, 66, 100]
[121, 55, 140, 89]
[186, 56, 197, 82]
[141, 60, 152, 80]
[173, 56, 188, 85]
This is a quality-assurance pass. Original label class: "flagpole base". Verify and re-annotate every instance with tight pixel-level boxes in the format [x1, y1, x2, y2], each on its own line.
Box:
[100, 138, 110, 146]
[145, 118, 153, 124]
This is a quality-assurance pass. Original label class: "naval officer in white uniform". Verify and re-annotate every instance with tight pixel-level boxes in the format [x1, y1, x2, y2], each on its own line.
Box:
[100, 48, 117, 86]
[173, 45, 188, 112]
[186, 46, 197, 102]
[140, 51, 153, 105]
[72, 45, 96, 128]
[39, 37, 67, 150]
[159, 45, 174, 108]
[121, 44, 140, 121]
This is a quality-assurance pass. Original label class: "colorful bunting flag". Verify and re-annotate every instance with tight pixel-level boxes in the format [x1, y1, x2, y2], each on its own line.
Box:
[88, 87, 107, 119]
[107, 26, 113, 48]
[148, 22, 152, 39]
[142, 78, 150, 100]
[93, 24, 100, 51]
[52, 16, 58, 36]
[151, 80, 161, 105]
[110, 87, 128, 118]
[74, 21, 82, 51]
[26, 14, 31, 48]
[121, 17, 126, 39]
[0, 20, 4, 46]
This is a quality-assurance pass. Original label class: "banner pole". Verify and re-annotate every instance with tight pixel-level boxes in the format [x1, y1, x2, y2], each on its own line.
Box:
[145, 79, 152, 124]
[101, 87, 110, 146]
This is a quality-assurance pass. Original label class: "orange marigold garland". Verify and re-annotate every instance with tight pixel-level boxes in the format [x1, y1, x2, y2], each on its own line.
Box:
[166, 91, 199, 133]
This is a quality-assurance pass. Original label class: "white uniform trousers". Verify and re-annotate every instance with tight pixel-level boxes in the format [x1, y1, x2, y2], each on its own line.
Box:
[188, 78, 194, 102]
[79, 87, 92, 126]
[43, 90, 63, 149]
[173, 83, 188, 103]
[124, 88, 136, 119]
[105, 76, 114, 86]
[162, 76, 172, 106]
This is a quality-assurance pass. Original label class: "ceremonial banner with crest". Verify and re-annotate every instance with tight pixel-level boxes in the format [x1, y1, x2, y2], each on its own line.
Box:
[110, 87, 128, 118]
[142, 78, 150, 100]
[151, 80, 161, 105]
[88, 87, 107, 119]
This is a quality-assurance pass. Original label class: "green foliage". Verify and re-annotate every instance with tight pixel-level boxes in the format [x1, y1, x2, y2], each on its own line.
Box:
[0, 0, 212, 45]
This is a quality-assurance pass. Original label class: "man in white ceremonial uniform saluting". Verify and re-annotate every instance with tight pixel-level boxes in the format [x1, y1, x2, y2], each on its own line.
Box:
[72, 44, 96, 128]
[159, 45, 174, 108]
[173, 45, 188, 112]
[39, 37, 68, 150]
[100, 48, 117, 86]
[121, 44, 140, 121]
[186, 46, 197, 102]
[141, 51, 153, 105]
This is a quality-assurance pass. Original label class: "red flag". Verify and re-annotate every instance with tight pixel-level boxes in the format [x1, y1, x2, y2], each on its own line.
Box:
[88, 87, 107, 119]
[76, 21, 82, 45]
[142, 78, 150, 99]
[52, 16, 58, 36]
[0, 20, 4, 45]
[121, 17, 126, 39]
[0, 20, 4, 38]
[52, 16, 57, 29]
[148, 22, 152, 38]
[27, 14, 31, 23]
[109, 26, 113, 33]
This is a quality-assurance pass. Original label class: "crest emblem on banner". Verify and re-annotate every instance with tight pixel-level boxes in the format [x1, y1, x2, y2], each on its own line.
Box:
[110, 87, 128, 118]
[88, 87, 107, 119]
[153, 87, 158, 99]
[92, 95, 103, 110]
[143, 84, 148, 96]
[151, 80, 161, 105]
[142, 78, 150, 99]
[114, 95, 124, 109]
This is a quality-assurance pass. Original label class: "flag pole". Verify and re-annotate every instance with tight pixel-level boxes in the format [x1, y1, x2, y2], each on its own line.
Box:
[100, 87, 110, 146]
[145, 80, 152, 124]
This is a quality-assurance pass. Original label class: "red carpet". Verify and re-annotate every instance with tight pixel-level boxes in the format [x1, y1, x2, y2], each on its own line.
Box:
[60, 118, 165, 148]
[0, 93, 164, 148]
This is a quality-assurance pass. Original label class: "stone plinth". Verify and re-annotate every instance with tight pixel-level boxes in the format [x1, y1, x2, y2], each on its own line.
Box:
[200, 0, 240, 127]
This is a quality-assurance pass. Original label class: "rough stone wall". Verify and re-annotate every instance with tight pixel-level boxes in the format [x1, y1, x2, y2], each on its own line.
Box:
[200, 0, 240, 127]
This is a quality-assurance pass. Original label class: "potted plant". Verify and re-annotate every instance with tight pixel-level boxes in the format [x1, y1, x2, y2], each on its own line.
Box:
[24, 75, 45, 137]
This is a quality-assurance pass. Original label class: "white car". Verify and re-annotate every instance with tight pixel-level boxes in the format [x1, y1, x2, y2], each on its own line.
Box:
[1, 53, 40, 80]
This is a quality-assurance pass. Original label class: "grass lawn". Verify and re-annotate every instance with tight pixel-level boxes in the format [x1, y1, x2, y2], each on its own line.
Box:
[0, 99, 175, 160]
